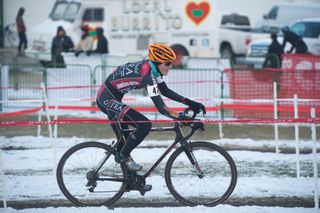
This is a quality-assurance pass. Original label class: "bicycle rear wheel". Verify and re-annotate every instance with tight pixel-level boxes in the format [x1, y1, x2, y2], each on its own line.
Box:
[56, 142, 127, 206]
[165, 141, 237, 206]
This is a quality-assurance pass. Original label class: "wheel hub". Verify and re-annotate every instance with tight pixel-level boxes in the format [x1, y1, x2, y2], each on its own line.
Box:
[86, 169, 99, 181]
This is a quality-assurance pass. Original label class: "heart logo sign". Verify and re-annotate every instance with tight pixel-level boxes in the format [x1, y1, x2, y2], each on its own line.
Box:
[186, 1, 211, 25]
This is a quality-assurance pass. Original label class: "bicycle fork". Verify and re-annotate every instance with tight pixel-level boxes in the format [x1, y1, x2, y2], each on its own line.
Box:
[181, 141, 204, 178]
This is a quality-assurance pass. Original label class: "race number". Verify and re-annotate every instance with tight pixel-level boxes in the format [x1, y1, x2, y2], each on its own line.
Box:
[147, 85, 160, 97]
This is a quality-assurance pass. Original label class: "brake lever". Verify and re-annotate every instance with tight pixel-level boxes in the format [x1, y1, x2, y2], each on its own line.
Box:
[183, 107, 197, 119]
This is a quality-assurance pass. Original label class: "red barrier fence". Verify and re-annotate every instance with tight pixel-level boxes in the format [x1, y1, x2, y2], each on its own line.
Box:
[282, 54, 320, 71]
[0, 107, 43, 118]
[225, 65, 320, 119]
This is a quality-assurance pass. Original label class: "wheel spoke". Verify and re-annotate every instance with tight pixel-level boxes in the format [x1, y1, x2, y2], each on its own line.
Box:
[57, 142, 126, 206]
[165, 142, 237, 206]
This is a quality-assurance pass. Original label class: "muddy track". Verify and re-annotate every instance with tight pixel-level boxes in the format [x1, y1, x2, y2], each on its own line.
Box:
[2, 196, 314, 209]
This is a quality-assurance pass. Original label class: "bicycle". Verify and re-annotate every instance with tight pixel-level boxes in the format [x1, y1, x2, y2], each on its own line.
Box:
[4, 23, 19, 47]
[56, 109, 237, 207]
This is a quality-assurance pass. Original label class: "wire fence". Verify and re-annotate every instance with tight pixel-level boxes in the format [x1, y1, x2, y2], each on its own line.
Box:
[0, 52, 319, 119]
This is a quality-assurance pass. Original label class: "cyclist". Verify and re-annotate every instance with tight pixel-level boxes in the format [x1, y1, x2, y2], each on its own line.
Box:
[96, 43, 206, 172]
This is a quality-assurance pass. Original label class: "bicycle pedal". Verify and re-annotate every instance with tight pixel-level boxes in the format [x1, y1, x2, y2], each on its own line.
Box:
[143, 184, 152, 191]
[139, 184, 152, 196]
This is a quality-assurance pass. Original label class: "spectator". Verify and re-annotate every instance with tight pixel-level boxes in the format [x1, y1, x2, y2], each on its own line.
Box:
[51, 26, 74, 67]
[281, 26, 308, 54]
[263, 33, 283, 68]
[74, 25, 94, 56]
[16, 7, 27, 53]
[93, 27, 109, 54]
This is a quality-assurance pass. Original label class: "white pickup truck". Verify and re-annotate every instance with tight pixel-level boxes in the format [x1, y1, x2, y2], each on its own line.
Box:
[219, 13, 270, 57]
[248, 18, 320, 57]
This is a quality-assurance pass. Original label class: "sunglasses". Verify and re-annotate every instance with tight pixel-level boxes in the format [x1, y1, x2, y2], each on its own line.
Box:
[163, 62, 172, 66]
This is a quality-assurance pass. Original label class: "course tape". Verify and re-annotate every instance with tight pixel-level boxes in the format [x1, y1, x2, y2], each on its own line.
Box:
[47, 104, 319, 113]
[47, 105, 220, 112]
[0, 107, 42, 118]
[0, 104, 318, 118]
[1, 117, 319, 127]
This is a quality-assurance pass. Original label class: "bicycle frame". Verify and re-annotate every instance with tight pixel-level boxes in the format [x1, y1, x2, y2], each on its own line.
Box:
[94, 121, 197, 183]
[120, 122, 196, 178]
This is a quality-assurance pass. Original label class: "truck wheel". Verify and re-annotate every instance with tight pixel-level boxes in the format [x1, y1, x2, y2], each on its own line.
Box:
[221, 44, 234, 58]
[171, 44, 189, 68]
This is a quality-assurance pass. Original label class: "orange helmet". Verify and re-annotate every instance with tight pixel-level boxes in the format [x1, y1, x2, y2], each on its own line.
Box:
[148, 43, 176, 63]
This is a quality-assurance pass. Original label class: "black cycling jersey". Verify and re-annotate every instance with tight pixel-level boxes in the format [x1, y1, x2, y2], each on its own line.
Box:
[96, 59, 205, 159]
[96, 59, 187, 120]
[283, 31, 308, 54]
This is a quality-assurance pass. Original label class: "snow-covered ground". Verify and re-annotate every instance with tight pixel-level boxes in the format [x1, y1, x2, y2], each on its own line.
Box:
[0, 136, 319, 212]
[2, 205, 316, 213]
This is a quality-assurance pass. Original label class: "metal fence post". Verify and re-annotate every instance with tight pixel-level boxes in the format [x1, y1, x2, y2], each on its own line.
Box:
[0, 0, 3, 48]
[293, 94, 300, 178]
[0, 65, 9, 112]
[91, 66, 96, 112]
[311, 108, 319, 210]
[0, 150, 7, 208]
[220, 69, 224, 120]
[273, 81, 279, 153]
[43, 67, 48, 89]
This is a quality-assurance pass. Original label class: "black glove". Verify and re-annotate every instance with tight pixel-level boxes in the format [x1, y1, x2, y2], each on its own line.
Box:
[184, 98, 206, 114]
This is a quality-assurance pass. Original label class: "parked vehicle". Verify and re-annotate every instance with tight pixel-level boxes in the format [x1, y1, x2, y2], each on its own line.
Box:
[218, 13, 269, 57]
[248, 18, 320, 57]
[258, 2, 320, 33]
[25, 0, 273, 63]
[26, 0, 223, 64]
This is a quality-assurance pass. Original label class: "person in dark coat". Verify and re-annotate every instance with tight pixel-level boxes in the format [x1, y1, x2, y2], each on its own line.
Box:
[281, 26, 308, 54]
[16, 7, 27, 53]
[51, 26, 74, 67]
[263, 33, 284, 68]
[94, 27, 109, 54]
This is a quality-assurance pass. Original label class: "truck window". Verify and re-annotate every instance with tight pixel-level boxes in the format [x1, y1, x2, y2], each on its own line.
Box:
[82, 8, 104, 22]
[50, 1, 68, 20]
[64, 2, 81, 22]
[305, 23, 320, 38]
[235, 16, 250, 26]
[267, 6, 278, 19]
[291, 22, 320, 38]
[50, 1, 80, 22]
[221, 14, 250, 26]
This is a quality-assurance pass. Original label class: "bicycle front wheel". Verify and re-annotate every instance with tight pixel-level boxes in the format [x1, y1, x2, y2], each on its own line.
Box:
[165, 141, 237, 206]
[56, 142, 127, 206]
